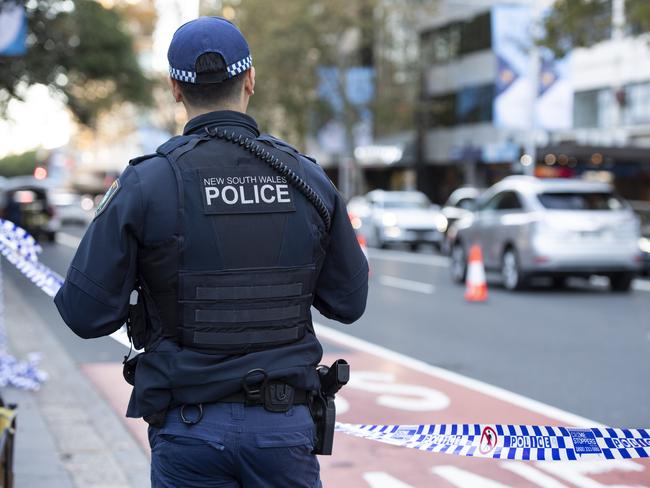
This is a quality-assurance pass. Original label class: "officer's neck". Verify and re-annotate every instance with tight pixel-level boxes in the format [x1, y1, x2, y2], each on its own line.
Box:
[184, 98, 249, 121]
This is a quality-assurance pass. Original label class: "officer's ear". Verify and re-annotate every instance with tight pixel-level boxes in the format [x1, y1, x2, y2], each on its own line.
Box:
[170, 78, 184, 103]
[244, 67, 255, 97]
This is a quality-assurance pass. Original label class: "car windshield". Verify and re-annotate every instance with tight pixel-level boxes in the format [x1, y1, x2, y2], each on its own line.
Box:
[456, 197, 476, 210]
[382, 198, 430, 209]
[537, 192, 626, 211]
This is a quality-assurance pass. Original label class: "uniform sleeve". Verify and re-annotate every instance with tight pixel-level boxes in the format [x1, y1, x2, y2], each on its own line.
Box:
[313, 191, 369, 324]
[54, 166, 144, 339]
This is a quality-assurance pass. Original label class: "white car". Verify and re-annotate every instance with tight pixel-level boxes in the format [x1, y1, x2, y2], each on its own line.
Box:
[449, 176, 642, 291]
[348, 190, 447, 251]
[49, 191, 95, 226]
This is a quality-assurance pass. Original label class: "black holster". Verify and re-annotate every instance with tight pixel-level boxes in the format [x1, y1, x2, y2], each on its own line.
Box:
[122, 286, 149, 387]
[310, 359, 349, 455]
[126, 287, 149, 350]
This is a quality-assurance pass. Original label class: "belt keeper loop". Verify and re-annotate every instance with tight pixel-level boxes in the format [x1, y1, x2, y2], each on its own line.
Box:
[180, 403, 203, 425]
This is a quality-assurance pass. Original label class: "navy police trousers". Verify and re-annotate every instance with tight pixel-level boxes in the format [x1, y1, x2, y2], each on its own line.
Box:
[149, 403, 322, 487]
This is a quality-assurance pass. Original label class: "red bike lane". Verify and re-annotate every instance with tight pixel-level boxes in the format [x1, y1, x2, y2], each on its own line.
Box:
[83, 324, 649, 487]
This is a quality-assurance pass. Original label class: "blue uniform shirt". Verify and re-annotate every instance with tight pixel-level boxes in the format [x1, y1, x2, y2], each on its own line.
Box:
[54, 110, 368, 418]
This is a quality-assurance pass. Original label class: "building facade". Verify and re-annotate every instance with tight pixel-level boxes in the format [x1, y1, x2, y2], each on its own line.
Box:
[418, 0, 650, 203]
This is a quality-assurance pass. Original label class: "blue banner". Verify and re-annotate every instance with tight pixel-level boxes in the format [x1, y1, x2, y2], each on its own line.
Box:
[0, 2, 27, 56]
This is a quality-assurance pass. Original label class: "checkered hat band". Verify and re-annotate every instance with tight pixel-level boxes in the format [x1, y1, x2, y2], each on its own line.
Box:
[227, 55, 253, 77]
[169, 67, 196, 83]
[169, 55, 251, 84]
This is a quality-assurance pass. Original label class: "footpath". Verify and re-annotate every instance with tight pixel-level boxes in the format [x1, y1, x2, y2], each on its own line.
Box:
[2, 277, 149, 488]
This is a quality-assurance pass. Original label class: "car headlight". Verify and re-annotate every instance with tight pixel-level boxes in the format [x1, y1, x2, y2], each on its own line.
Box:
[382, 213, 398, 227]
[639, 237, 650, 254]
[435, 214, 448, 233]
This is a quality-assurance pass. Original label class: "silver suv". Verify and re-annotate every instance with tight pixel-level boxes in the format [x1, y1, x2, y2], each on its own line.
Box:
[449, 176, 642, 292]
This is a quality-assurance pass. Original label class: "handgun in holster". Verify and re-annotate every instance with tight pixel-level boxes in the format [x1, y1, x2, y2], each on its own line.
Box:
[122, 286, 149, 386]
[310, 359, 349, 455]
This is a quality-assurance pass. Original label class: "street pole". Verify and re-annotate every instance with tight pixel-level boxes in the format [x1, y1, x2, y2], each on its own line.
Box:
[524, 0, 542, 177]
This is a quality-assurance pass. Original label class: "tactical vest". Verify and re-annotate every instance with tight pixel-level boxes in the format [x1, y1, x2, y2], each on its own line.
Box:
[134, 130, 330, 355]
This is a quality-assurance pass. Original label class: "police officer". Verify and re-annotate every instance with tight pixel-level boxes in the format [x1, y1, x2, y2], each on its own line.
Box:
[54, 16, 368, 488]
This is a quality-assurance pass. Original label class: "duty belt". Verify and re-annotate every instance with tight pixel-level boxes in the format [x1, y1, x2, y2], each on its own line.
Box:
[179, 379, 310, 425]
[218, 386, 310, 405]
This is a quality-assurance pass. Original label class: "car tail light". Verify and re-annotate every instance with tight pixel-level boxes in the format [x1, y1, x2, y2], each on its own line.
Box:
[348, 212, 362, 230]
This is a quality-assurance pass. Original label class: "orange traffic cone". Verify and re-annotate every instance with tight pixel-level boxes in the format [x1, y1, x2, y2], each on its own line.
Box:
[465, 244, 488, 302]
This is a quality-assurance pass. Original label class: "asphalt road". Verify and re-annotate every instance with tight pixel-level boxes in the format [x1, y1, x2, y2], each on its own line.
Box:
[6, 226, 650, 428]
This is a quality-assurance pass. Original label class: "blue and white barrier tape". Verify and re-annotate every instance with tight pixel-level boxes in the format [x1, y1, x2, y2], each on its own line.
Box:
[335, 423, 650, 461]
[2, 219, 650, 461]
[0, 219, 55, 390]
[0, 219, 64, 298]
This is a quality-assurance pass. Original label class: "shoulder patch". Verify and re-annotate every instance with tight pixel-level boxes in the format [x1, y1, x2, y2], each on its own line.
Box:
[94, 179, 121, 219]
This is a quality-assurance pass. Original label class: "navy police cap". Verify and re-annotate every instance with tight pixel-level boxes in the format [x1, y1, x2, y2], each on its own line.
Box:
[167, 16, 252, 84]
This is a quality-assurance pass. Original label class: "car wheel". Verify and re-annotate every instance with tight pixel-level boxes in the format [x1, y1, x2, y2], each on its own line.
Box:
[609, 273, 634, 292]
[502, 248, 526, 291]
[409, 242, 420, 252]
[551, 276, 567, 289]
[450, 242, 466, 284]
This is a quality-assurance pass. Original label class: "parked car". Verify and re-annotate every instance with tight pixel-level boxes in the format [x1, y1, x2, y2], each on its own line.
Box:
[49, 191, 95, 226]
[348, 190, 447, 251]
[0, 177, 61, 242]
[448, 176, 642, 292]
[441, 186, 483, 254]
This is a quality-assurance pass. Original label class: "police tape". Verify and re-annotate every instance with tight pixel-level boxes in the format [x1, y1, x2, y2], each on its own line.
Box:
[335, 423, 650, 461]
[0, 219, 55, 389]
[0, 219, 64, 298]
[1, 220, 650, 461]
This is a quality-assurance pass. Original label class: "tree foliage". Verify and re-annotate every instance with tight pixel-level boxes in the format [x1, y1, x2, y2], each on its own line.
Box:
[0, 0, 152, 126]
[539, 0, 650, 58]
[0, 150, 38, 177]
[208, 0, 425, 146]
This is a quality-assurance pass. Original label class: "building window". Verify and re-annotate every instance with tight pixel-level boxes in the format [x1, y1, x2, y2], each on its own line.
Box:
[574, 88, 616, 128]
[425, 83, 494, 128]
[623, 82, 650, 125]
[421, 23, 461, 65]
[421, 11, 492, 66]
[456, 84, 494, 124]
[459, 12, 492, 56]
[426, 93, 456, 127]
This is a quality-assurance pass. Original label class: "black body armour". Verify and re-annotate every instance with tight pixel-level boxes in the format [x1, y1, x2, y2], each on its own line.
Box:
[136, 131, 328, 354]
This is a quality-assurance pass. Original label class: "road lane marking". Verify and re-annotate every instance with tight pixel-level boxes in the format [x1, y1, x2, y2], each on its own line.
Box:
[313, 323, 604, 428]
[501, 463, 569, 488]
[378, 275, 435, 294]
[56, 232, 82, 249]
[433, 466, 511, 488]
[368, 248, 450, 267]
[363, 472, 415, 488]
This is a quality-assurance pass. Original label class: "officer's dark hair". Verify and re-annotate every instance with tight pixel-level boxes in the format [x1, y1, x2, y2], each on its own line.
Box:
[177, 52, 246, 106]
